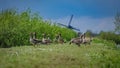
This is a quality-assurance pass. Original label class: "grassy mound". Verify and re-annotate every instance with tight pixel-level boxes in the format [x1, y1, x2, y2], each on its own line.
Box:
[0, 40, 120, 68]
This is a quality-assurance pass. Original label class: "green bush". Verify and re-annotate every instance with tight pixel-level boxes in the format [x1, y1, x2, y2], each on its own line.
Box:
[0, 9, 76, 48]
[99, 31, 120, 44]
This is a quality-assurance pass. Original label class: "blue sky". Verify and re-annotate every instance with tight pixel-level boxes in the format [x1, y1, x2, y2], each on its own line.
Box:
[0, 0, 120, 33]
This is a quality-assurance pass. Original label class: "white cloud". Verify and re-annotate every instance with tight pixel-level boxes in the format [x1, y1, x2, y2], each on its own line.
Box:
[50, 16, 115, 33]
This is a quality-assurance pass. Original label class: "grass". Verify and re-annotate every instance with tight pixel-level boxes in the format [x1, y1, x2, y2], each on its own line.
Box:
[0, 42, 120, 68]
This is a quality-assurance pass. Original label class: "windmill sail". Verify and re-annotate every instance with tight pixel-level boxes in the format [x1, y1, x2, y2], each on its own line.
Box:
[57, 23, 68, 27]
[57, 15, 80, 31]
[68, 15, 73, 26]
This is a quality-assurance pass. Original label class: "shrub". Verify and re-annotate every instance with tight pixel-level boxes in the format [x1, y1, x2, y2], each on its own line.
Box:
[99, 31, 120, 44]
[0, 9, 76, 48]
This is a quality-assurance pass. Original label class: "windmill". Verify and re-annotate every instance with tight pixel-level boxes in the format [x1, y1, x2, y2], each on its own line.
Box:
[58, 15, 80, 31]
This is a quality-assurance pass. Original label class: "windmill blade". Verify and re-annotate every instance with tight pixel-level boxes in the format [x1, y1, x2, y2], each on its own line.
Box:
[73, 28, 80, 31]
[68, 15, 73, 26]
[70, 26, 80, 31]
[57, 23, 68, 27]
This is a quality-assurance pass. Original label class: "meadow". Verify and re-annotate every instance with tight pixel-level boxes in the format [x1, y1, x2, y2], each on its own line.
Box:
[0, 9, 120, 68]
[0, 39, 120, 68]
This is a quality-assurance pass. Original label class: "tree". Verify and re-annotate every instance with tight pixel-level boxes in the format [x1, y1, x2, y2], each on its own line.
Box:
[114, 12, 120, 34]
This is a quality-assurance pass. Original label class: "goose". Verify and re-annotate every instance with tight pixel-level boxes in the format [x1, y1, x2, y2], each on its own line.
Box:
[29, 32, 42, 46]
[69, 33, 84, 47]
[42, 33, 50, 44]
[69, 37, 83, 47]
[33, 32, 36, 39]
[54, 34, 59, 43]
[46, 34, 52, 43]
[82, 33, 92, 45]
[57, 33, 65, 44]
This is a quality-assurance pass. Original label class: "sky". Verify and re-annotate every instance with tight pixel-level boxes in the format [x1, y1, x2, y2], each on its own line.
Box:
[0, 0, 120, 33]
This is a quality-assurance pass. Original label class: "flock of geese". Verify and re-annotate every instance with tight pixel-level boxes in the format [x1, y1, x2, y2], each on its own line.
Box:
[29, 32, 92, 47]
[29, 32, 64, 46]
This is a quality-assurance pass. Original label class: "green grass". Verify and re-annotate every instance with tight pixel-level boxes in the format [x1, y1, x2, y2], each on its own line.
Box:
[0, 42, 120, 68]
